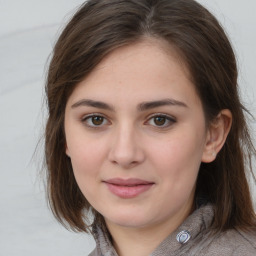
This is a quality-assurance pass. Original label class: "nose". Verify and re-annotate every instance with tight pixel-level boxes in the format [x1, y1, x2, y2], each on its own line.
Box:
[108, 124, 145, 169]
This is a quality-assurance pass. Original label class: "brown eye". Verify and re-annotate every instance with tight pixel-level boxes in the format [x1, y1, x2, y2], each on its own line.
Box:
[154, 116, 166, 126]
[82, 115, 108, 127]
[91, 116, 104, 125]
[147, 114, 176, 128]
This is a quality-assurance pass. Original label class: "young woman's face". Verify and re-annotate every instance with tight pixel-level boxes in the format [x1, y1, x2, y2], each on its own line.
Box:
[65, 40, 211, 230]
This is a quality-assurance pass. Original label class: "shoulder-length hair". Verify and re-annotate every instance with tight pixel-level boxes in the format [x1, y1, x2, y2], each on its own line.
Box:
[45, 0, 256, 232]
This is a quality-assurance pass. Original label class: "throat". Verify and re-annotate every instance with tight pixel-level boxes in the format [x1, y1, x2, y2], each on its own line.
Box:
[105, 219, 181, 256]
[111, 229, 161, 256]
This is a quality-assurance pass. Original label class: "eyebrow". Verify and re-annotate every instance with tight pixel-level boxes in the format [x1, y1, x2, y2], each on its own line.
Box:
[138, 99, 188, 111]
[71, 98, 188, 111]
[71, 99, 115, 111]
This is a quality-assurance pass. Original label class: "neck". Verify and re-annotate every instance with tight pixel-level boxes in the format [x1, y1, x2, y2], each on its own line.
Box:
[108, 223, 174, 256]
[105, 203, 193, 256]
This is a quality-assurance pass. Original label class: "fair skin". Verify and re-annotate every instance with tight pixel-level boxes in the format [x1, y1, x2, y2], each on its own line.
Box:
[65, 39, 232, 256]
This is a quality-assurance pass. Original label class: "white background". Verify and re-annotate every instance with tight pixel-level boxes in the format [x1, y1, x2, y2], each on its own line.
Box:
[0, 0, 255, 255]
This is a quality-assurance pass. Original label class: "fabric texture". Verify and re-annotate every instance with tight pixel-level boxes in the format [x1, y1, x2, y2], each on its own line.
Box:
[88, 204, 256, 256]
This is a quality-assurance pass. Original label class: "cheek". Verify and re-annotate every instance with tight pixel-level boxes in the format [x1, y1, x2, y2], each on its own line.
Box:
[153, 133, 203, 167]
[66, 121, 108, 168]
[148, 130, 204, 189]
[68, 139, 104, 175]
[66, 135, 107, 193]
[68, 144, 104, 207]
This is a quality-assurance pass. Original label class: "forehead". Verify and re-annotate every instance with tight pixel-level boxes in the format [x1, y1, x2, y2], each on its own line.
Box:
[94, 38, 190, 80]
[67, 39, 200, 109]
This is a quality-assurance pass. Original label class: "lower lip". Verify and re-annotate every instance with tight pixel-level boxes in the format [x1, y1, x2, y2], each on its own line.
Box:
[105, 183, 153, 199]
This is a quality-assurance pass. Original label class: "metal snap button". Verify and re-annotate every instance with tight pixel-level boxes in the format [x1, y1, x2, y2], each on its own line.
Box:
[176, 230, 191, 244]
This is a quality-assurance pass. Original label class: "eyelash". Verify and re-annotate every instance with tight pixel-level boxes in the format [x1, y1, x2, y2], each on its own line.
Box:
[81, 113, 110, 128]
[145, 113, 176, 128]
[81, 113, 176, 129]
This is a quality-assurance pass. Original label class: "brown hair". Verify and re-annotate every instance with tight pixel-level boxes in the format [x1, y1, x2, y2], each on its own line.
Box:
[45, 0, 256, 233]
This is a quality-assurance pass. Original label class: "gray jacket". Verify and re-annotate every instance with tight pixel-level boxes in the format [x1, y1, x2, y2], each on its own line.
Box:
[89, 204, 256, 256]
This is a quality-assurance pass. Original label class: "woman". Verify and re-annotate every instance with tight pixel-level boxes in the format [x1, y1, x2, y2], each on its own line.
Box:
[44, 0, 256, 255]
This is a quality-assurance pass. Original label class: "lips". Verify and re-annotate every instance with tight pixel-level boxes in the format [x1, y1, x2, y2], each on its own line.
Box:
[103, 178, 154, 198]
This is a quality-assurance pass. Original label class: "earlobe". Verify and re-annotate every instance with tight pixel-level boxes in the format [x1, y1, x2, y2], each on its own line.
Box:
[202, 109, 232, 163]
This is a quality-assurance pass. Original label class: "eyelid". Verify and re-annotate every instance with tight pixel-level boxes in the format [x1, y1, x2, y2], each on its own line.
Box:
[146, 113, 176, 121]
[81, 113, 111, 128]
[80, 112, 176, 129]
[145, 113, 177, 127]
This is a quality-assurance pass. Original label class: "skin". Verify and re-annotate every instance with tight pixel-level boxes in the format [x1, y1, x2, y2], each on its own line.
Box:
[65, 39, 232, 256]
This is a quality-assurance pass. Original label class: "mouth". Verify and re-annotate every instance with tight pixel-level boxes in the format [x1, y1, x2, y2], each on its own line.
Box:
[103, 178, 155, 199]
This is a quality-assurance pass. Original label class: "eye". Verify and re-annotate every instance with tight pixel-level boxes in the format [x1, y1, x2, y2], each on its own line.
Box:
[147, 114, 176, 128]
[82, 114, 109, 128]
[153, 116, 167, 126]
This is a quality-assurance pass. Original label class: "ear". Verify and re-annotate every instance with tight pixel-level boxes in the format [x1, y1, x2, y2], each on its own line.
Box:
[201, 109, 232, 163]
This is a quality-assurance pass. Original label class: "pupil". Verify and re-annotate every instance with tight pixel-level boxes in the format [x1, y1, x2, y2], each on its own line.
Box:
[92, 116, 103, 125]
[154, 117, 166, 126]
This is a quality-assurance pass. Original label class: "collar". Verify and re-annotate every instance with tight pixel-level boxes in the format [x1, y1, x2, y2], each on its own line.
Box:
[92, 203, 214, 256]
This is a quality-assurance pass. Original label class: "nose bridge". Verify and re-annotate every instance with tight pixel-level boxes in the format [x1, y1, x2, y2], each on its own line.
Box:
[108, 121, 144, 168]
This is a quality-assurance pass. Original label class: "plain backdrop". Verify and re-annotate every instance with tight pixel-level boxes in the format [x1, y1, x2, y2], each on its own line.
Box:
[0, 1, 255, 255]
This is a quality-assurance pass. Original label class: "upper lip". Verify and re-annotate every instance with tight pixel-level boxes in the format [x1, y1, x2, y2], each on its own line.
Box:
[104, 178, 154, 186]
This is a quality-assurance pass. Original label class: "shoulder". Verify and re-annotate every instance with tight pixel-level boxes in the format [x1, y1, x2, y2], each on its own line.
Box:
[88, 248, 100, 256]
[200, 228, 256, 256]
